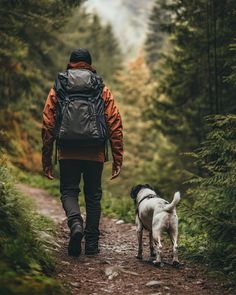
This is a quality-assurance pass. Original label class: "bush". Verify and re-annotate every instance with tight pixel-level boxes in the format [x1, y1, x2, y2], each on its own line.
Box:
[0, 157, 66, 295]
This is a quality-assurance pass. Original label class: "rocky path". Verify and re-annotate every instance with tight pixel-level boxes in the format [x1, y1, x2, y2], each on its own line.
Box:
[17, 183, 234, 295]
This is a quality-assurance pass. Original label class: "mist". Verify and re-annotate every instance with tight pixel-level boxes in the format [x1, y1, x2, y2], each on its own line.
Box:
[83, 0, 154, 57]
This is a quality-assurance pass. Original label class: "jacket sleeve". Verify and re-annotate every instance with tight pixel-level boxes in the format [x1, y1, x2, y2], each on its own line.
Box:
[42, 88, 57, 171]
[102, 87, 123, 168]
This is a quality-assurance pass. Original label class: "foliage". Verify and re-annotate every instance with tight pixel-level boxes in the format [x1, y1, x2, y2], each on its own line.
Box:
[145, 0, 236, 192]
[115, 56, 154, 186]
[181, 115, 236, 281]
[61, 11, 122, 85]
[145, 0, 172, 70]
[109, 54, 187, 196]
[0, 0, 81, 108]
[142, 0, 236, 282]
[0, 157, 65, 295]
[0, 0, 82, 171]
[102, 56, 157, 198]
[101, 190, 135, 223]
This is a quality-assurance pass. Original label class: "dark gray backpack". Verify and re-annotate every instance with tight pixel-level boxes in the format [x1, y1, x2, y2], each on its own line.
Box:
[54, 68, 108, 149]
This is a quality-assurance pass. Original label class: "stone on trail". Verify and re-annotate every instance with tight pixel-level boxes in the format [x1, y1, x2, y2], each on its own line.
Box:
[104, 265, 138, 280]
[146, 280, 163, 288]
[116, 220, 124, 225]
[105, 266, 119, 280]
[61, 261, 70, 266]
[163, 286, 170, 290]
[196, 280, 204, 285]
[70, 282, 80, 288]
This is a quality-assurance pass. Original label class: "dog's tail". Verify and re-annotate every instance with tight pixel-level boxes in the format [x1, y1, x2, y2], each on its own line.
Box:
[163, 191, 181, 212]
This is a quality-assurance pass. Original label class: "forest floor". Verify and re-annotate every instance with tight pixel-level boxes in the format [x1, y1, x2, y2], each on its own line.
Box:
[17, 183, 235, 295]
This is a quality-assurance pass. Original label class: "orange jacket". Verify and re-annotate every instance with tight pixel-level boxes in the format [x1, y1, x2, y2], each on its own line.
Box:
[42, 63, 123, 171]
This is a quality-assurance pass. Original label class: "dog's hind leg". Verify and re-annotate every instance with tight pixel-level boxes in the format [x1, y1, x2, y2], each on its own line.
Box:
[136, 229, 143, 259]
[169, 226, 179, 267]
[136, 216, 143, 260]
[149, 232, 156, 258]
[152, 230, 162, 266]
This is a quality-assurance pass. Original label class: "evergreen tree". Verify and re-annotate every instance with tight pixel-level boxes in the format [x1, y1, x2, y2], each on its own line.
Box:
[145, 0, 236, 189]
[145, 0, 172, 71]
[0, 0, 81, 108]
[60, 12, 122, 85]
[145, 0, 236, 277]
[148, 0, 236, 145]
[185, 115, 236, 279]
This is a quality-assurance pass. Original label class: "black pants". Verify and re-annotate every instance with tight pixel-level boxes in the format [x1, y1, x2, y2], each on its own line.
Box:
[59, 159, 103, 243]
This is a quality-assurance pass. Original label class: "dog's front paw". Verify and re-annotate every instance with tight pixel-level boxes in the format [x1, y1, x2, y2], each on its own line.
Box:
[148, 256, 155, 262]
[136, 254, 143, 260]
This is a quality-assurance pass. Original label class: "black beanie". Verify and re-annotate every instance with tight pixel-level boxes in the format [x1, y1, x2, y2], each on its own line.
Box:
[69, 48, 92, 65]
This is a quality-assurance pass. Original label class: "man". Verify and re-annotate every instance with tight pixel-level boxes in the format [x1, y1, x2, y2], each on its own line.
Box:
[42, 48, 123, 256]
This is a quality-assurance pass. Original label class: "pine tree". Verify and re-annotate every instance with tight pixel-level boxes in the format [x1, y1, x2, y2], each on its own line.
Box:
[185, 115, 236, 279]
[145, 0, 172, 71]
[0, 0, 82, 108]
[145, 0, 236, 189]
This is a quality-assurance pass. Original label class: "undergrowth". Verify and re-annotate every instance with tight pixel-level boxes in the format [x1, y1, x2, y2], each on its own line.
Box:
[0, 157, 67, 295]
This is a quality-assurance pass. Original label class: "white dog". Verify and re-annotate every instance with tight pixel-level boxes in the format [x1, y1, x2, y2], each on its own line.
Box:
[130, 184, 181, 267]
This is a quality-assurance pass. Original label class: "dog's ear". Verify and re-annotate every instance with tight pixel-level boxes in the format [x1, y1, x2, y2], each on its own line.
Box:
[130, 186, 137, 199]
[130, 185, 141, 200]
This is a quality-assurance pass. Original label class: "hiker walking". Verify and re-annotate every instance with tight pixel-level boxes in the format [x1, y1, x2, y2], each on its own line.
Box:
[42, 49, 123, 256]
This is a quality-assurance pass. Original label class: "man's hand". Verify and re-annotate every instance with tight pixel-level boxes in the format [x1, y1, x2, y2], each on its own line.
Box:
[44, 167, 54, 180]
[111, 164, 121, 180]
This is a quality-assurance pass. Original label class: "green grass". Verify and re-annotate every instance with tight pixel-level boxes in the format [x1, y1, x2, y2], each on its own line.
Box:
[101, 189, 135, 223]
[17, 169, 60, 198]
[0, 158, 67, 295]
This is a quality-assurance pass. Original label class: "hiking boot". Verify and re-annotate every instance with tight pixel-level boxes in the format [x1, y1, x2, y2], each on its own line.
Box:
[68, 221, 83, 257]
[85, 241, 100, 256]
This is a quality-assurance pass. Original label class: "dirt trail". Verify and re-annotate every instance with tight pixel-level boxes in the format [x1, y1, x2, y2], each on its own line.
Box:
[17, 183, 234, 295]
